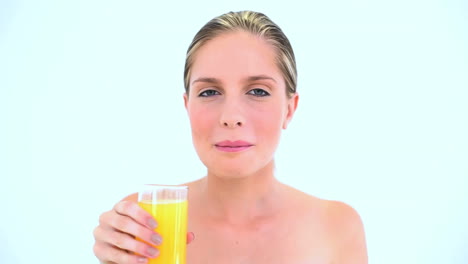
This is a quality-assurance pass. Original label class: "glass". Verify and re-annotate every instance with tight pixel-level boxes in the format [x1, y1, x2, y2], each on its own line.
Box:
[138, 184, 188, 264]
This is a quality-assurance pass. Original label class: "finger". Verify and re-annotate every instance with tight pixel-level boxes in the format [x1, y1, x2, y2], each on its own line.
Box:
[187, 232, 195, 244]
[100, 213, 162, 246]
[94, 226, 160, 258]
[95, 242, 150, 264]
[114, 200, 157, 229]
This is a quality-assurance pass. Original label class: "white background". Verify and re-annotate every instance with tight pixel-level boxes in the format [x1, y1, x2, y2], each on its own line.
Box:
[1, 0, 467, 263]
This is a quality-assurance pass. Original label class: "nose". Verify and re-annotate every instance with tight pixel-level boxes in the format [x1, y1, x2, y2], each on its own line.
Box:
[219, 99, 244, 128]
[223, 120, 243, 128]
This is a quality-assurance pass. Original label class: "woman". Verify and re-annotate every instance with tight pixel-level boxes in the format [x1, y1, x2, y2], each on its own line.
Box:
[93, 11, 367, 264]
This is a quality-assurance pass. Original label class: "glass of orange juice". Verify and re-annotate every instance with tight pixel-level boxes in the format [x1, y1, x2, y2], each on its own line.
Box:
[138, 184, 188, 264]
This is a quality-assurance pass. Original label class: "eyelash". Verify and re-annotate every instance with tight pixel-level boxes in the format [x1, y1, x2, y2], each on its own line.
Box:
[247, 88, 270, 97]
[198, 89, 220, 97]
[198, 88, 271, 97]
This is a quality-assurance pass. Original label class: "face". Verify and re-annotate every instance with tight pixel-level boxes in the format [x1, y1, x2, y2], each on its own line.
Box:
[184, 30, 298, 178]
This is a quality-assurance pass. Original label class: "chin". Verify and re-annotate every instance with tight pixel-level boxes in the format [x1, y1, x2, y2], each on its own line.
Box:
[205, 164, 249, 178]
[212, 170, 252, 180]
[198, 149, 275, 179]
[204, 159, 272, 180]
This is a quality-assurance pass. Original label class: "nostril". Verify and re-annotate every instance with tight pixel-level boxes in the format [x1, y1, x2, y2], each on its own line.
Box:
[222, 121, 243, 127]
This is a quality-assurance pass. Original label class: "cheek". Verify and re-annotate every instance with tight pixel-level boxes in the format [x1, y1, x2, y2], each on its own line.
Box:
[188, 105, 216, 140]
[253, 106, 284, 141]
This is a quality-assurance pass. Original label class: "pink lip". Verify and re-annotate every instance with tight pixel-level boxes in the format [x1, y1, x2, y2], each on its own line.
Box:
[214, 140, 254, 152]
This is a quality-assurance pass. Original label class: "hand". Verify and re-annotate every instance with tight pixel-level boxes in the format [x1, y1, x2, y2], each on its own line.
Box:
[93, 200, 195, 264]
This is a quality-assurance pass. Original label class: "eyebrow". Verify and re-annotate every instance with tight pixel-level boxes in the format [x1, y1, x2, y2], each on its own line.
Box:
[246, 75, 277, 83]
[191, 75, 277, 85]
[191, 77, 220, 85]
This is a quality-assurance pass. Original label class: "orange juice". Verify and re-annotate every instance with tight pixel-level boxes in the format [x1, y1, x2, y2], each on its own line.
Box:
[138, 200, 188, 264]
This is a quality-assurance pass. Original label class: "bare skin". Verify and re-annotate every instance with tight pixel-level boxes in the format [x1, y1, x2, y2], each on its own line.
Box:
[115, 167, 367, 264]
[93, 30, 367, 264]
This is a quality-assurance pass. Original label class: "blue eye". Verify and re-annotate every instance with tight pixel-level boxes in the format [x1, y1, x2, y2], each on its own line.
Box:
[199, 89, 220, 97]
[248, 88, 270, 97]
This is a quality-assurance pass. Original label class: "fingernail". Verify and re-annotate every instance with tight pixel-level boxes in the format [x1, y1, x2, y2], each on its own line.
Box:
[148, 219, 157, 229]
[151, 233, 162, 245]
[137, 257, 148, 263]
[147, 247, 159, 257]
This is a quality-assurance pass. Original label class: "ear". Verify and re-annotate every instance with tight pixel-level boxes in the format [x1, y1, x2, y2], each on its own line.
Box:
[183, 93, 189, 110]
[282, 93, 299, 129]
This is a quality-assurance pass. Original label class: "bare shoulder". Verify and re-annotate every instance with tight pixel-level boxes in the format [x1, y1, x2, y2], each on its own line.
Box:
[283, 185, 364, 233]
[283, 185, 368, 263]
[325, 199, 368, 263]
[281, 184, 324, 213]
[324, 200, 364, 235]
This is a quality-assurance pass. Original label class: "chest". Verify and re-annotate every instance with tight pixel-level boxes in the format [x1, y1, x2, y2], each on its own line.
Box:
[186, 216, 334, 264]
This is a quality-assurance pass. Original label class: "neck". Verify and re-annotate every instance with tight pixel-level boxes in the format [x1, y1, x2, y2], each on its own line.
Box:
[200, 160, 283, 225]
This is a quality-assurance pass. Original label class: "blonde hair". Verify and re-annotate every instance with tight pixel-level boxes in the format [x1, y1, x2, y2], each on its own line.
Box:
[183, 11, 297, 97]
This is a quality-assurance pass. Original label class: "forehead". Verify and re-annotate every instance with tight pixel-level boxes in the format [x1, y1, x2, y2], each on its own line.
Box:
[190, 31, 284, 85]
